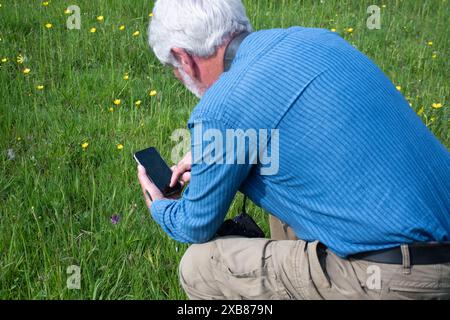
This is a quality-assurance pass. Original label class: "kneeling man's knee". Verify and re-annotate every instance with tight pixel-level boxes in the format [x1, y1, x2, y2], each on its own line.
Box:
[179, 242, 218, 299]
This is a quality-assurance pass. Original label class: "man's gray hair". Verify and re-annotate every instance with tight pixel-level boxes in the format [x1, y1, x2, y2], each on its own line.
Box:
[148, 0, 252, 66]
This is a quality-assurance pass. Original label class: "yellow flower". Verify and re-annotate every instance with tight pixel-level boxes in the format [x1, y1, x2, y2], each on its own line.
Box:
[432, 54, 438, 59]
[109, 107, 114, 113]
[417, 106, 424, 116]
[432, 103, 443, 109]
[1, 57, 7, 63]
[382, 4, 386, 8]
[330, 28, 337, 32]
[97, 15, 104, 22]
[149, 90, 157, 97]
[90, 27, 97, 33]
[81, 142, 89, 150]
[17, 54, 24, 64]
[135, 100, 142, 107]
[64, 9, 71, 15]
[23, 68, 31, 75]
[117, 144, 124, 150]
[119, 25, 125, 31]
[113, 99, 121, 106]
[132, 31, 140, 37]
[346, 28, 354, 33]
[396, 85, 402, 91]
[42, 1, 49, 6]
[36, 85, 44, 90]
[123, 73, 129, 80]
[427, 41, 433, 46]
[45, 23, 53, 29]
[149, 12, 153, 17]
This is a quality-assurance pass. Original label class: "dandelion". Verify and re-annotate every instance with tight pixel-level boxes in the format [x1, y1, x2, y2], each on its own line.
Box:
[117, 144, 124, 150]
[23, 68, 31, 75]
[132, 31, 140, 37]
[149, 90, 157, 97]
[432, 53, 438, 59]
[382, 4, 386, 8]
[42, 1, 49, 6]
[330, 28, 337, 32]
[149, 12, 153, 17]
[64, 8, 71, 15]
[97, 15, 104, 22]
[1, 57, 7, 63]
[119, 25, 125, 31]
[81, 142, 89, 150]
[90, 27, 97, 33]
[45, 23, 53, 29]
[123, 73, 129, 80]
[135, 100, 142, 107]
[427, 41, 433, 46]
[36, 85, 44, 90]
[346, 27, 354, 33]
[417, 106, 424, 116]
[432, 103, 443, 109]
[396, 85, 402, 91]
[109, 107, 114, 113]
[111, 214, 121, 225]
[113, 99, 121, 106]
[17, 54, 24, 64]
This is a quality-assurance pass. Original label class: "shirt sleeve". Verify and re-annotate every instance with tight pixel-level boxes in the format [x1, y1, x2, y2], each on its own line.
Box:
[150, 119, 255, 243]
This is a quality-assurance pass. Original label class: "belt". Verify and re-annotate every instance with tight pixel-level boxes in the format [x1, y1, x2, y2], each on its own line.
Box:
[350, 243, 450, 265]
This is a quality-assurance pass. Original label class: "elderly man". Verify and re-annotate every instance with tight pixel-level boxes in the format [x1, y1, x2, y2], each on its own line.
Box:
[137, 0, 450, 300]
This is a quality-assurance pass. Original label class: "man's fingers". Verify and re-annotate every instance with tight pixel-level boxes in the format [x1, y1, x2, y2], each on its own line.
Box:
[170, 162, 191, 187]
[137, 165, 164, 208]
[138, 165, 152, 188]
[137, 165, 152, 207]
[181, 171, 191, 184]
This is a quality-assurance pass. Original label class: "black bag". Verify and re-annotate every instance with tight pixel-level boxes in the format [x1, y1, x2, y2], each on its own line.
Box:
[215, 196, 265, 238]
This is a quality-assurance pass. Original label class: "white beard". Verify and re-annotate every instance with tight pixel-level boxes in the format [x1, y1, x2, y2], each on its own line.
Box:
[177, 67, 203, 99]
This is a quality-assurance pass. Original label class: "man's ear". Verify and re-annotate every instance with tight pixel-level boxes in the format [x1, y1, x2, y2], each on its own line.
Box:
[171, 48, 198, 80]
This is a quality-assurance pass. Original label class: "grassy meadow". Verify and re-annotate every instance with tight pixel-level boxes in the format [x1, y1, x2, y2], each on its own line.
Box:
[0, 0, 448, 299]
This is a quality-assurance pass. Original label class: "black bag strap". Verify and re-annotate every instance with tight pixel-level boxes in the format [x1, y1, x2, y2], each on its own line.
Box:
[223, 31, 251, 72]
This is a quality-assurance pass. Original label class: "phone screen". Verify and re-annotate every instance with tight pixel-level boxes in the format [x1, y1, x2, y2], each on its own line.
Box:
[134, 147, 183, 197]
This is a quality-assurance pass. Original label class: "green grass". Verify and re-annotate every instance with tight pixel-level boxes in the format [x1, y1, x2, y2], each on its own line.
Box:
[0, 0, 448, 299]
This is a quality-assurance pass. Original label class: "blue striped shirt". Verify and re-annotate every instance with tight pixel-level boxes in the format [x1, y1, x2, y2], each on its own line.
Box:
[151, 27, 450, 257]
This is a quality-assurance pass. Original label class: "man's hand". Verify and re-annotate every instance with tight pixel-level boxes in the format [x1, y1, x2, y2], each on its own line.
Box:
[137, 165, 164, 209]
[170, 151, 192, 187]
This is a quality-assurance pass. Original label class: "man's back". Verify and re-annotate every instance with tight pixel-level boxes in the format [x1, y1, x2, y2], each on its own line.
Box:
[189, 27, 450, 257]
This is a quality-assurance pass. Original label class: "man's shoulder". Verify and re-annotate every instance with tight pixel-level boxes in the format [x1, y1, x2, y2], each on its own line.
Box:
[187, 27, 338, 129]
[187, 85, 229, 128]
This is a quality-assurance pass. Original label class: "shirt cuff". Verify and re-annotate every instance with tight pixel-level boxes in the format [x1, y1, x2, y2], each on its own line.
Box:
[150, 198, 169, 220]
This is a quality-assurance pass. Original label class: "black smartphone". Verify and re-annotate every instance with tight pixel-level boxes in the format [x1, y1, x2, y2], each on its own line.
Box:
[134, 147, 183, 197]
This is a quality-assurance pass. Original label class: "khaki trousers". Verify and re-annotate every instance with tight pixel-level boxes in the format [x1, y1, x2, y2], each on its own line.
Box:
[179, 216, 450, 300]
